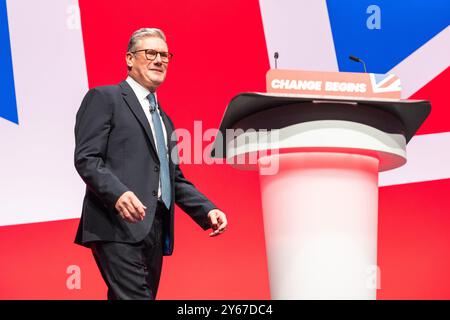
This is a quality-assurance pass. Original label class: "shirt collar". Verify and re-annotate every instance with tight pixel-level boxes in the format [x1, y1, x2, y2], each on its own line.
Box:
[126, 75, 157, 103]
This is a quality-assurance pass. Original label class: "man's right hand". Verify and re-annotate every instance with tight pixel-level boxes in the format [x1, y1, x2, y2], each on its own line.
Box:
[115, 191, 147, 223]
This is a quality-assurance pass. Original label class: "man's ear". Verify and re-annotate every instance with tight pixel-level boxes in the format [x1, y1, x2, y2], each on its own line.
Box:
[126, 53, 133, 69]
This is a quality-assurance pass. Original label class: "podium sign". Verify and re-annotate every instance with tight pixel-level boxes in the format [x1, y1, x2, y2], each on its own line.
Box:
[266, 69, 401, 99]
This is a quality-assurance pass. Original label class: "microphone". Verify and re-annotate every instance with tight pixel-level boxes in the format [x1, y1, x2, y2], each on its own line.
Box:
[274, 52, 279, 69]
[349, 55, 367, 73]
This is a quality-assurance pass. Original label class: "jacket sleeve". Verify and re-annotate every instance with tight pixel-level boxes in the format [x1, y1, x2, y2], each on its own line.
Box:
[174, 164, 217, 230]
[74, 88, 129, 209]
[170, 129, 217, 230]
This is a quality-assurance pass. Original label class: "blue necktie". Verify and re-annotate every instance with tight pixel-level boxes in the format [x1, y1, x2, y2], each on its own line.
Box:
[148, 92, 171, 209]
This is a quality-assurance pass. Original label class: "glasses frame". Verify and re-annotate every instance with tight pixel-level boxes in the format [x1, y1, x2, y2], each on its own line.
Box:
[131, 49, 173, 62]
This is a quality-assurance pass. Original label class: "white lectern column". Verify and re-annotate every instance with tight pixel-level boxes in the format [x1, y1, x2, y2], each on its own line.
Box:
[258, 152, 379, 299]
[227, 118, 406, 299]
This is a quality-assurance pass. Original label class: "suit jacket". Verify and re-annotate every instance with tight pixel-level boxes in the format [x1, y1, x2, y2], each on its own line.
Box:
[74, 80, 216, 255]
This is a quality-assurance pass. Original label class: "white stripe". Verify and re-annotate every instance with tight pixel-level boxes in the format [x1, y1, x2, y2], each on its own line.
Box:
[0, 0, 88, 226]
[259, 0, 338, 71]
[380, 132, 450, 186]
[389, 26, 450, 99]
[380, 26, 450, 186]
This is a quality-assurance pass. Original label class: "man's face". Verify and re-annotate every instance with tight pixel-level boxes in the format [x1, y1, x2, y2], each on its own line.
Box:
[126, 36, 169, 91]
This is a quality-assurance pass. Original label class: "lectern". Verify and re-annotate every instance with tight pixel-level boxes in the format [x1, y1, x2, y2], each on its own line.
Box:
[211, 88, 430, 299]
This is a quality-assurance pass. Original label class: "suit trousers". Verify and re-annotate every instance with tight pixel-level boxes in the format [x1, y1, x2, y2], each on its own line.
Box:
[91, 200, 168, 300]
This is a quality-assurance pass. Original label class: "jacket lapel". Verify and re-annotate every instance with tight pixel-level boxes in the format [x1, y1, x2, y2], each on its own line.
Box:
[119, 81, 158, 160]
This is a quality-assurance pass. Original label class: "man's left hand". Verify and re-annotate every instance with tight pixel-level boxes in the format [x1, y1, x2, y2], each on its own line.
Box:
[207, 209, 227, 237]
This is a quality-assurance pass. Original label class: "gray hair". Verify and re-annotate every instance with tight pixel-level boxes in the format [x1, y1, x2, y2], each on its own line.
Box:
[127, 28, 167, 52]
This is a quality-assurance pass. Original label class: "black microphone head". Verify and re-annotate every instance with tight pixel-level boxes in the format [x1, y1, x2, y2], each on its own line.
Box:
[274, 52, 279, 59]
[349, 55, 360, 62]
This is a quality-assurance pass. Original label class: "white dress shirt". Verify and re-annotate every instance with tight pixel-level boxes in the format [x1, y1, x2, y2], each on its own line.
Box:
[126, 76, 169, 198]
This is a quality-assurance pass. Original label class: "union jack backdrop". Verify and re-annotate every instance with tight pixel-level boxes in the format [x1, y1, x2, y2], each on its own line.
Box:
[0, 0, 449, 299]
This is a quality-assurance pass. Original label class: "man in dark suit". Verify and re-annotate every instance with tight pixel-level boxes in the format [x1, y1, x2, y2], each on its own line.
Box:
[74, 28, 227, 300]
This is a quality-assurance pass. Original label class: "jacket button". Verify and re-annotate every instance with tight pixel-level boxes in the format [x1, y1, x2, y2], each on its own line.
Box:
[152, 190, 157, 196]
[154, 166, 159, 172]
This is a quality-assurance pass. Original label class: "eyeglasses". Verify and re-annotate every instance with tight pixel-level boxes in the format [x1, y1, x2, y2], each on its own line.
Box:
[131, 49, 173, 63]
